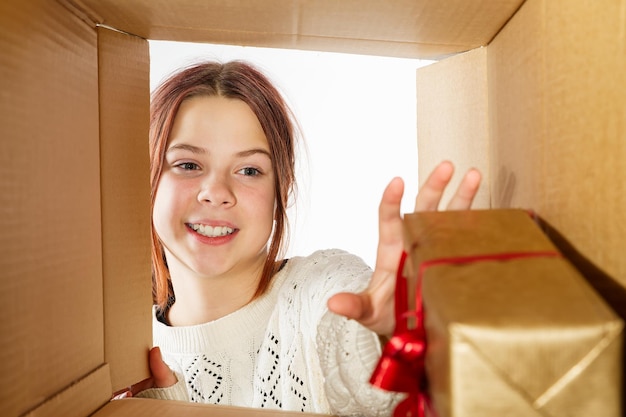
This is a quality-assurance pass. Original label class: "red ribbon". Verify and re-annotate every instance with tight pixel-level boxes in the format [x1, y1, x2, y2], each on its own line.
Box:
[370, 250, 429, 417]
[370, 249, 561, 417]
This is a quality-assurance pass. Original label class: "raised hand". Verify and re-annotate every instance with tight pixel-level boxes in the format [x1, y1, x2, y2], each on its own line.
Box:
[327, 161, 481, 337]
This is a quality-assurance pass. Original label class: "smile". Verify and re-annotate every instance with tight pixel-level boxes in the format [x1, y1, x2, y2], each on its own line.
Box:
[188, 223, 235, 237]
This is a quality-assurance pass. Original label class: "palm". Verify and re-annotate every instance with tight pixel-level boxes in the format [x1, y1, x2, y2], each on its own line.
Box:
[327, 161, 481, 336]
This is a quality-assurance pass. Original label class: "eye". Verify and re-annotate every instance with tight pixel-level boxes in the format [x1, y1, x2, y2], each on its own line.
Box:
[238, 167, 261, 177]
[175, 162, 200, 171]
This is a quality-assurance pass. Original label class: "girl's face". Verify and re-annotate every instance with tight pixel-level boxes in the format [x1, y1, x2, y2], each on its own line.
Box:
[153, 96, 276, 282]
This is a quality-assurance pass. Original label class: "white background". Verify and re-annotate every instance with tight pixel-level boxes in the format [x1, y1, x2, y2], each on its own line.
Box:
[150, 41, 433, 267]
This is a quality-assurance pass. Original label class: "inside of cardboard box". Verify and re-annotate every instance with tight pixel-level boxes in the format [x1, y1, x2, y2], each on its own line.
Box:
[3, 0, 625, 416]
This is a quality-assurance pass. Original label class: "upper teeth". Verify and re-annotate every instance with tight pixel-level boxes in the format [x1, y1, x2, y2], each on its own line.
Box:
[190, 224, 234, 237]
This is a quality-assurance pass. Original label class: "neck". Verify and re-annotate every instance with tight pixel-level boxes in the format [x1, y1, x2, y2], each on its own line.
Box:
[167, 259, 265, 327]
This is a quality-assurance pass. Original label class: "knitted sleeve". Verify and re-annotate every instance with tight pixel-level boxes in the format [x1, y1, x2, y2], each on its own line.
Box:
[317, 311, 402, 417]
[304, 250, 402, 417]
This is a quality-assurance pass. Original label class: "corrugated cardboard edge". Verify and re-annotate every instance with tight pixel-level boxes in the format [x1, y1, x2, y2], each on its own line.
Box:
[75, 0, 526, 60]
[57, 0, 101, 29]
[94, 398, 326, 417]
[97, 25, 152, 392]
[24, 364, 111, 417]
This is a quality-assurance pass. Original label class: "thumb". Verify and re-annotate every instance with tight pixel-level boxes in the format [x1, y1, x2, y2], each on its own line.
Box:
[149, 346, 177, 388]
[327, 292, 368, 322]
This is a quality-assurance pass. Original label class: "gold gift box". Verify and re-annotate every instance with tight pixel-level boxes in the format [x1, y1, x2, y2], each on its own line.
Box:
[402, 209, 623, 417]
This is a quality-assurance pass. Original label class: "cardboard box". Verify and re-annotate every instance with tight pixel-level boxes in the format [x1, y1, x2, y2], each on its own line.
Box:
[1, 0, 624, 416]
[401, 209, 622, 416]
[416, 0, 626, 288]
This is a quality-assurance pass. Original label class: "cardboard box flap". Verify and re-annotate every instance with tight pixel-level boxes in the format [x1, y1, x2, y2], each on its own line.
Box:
[488, 0, 626, 289]
[0, 1, 103, 416]
[76, 0, 525, 59]
[25, 365, 112, 417]
[1, 3, 152, 416]
[97, 25, 152, 393]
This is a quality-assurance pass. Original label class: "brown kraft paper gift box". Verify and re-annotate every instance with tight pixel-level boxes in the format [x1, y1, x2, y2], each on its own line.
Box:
[400, 209, 623, 417]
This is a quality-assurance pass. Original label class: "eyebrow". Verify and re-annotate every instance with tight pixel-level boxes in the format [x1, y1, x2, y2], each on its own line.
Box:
[167, 143, 271, 160]
[236, 148, 272, 160]
[166, 143, 207, 154]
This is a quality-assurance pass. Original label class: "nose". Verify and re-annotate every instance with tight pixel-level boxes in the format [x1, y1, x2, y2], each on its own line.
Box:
[197, 174, 236, 207]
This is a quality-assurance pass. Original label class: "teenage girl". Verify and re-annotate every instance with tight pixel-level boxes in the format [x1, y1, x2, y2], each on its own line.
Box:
[124, 61, 481, 416]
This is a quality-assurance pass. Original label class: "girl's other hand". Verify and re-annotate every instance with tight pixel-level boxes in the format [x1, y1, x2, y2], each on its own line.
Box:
[111, 346, 177, 399]
[327, 160, 481, 337]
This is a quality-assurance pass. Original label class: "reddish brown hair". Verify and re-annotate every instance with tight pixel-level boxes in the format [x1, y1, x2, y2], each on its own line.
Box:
[150, 61, 297, 310]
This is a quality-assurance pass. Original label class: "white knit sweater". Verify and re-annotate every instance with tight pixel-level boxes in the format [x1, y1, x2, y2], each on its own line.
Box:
[137, 249, 400, 416]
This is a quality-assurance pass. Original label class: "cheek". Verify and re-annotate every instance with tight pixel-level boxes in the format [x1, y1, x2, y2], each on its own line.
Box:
[245, 183, 276, 226]
[152, 193, 168, 242]
[152, 179, 179, 238]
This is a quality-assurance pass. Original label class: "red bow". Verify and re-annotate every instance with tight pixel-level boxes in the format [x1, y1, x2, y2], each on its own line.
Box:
[370, 251, 430, 417]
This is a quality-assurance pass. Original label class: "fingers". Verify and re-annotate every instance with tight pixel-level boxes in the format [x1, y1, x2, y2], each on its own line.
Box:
[414, 161, 455, 211]
[127, 376, 154, 397]
[376, 177, 406, 271]
[415, 161, 481, 212]
[378, 177, 404, 242]
[379, 177, 405, 223]
[446, 168, 481, 210]
[149, 346, 178, 388]
[111, 347, 177, 400]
